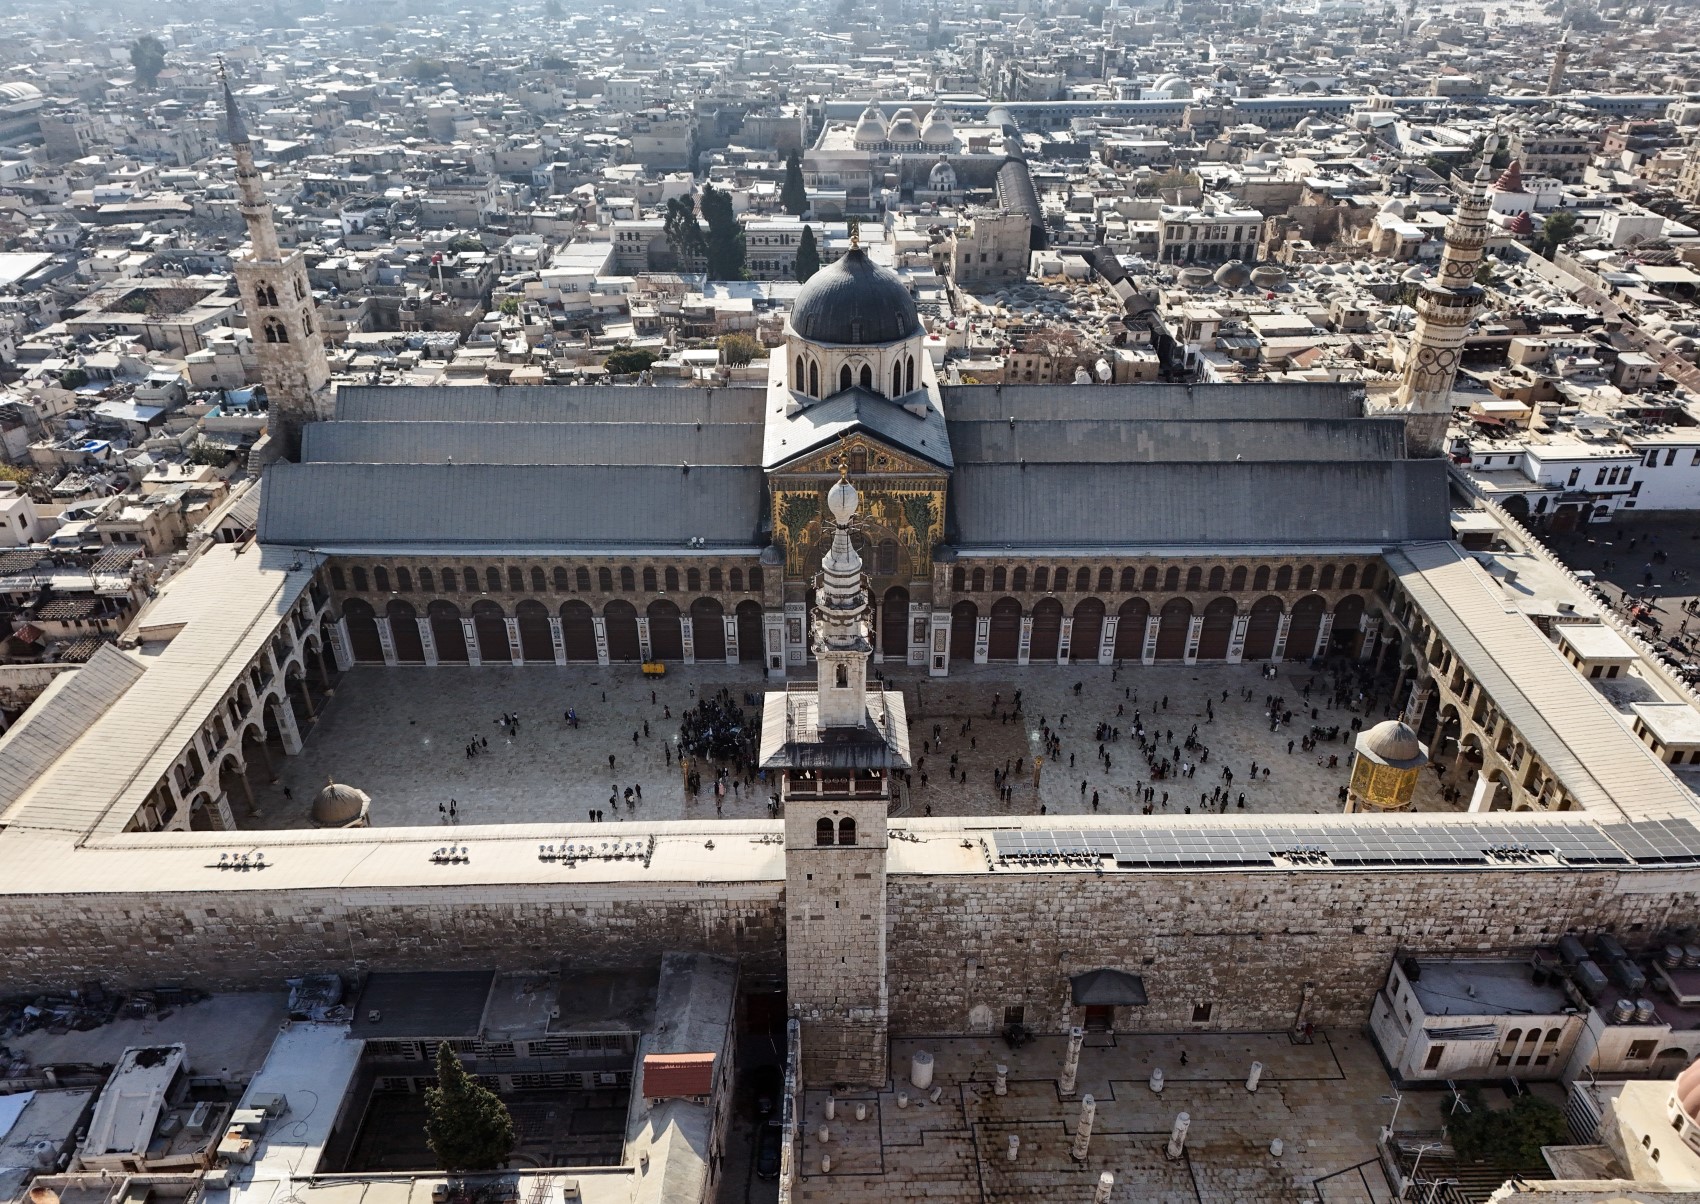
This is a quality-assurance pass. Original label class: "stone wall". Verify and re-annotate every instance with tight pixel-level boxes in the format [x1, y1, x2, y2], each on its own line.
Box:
[884, 868, 1700, 1035]
[0, 881, 784, 994]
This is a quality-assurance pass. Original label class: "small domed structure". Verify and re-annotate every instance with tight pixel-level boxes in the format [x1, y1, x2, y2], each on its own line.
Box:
[927, 155, 957, 193]
[1507, 210, 1534, 237]
[312, 777, 371, 827]
[853, 103, 888, 150]
[921, 106, 954, 147]
[1213, 260, 1252, 289]
[886, 107, 922, 148]
[789, 246, 921, 345]
[1345, 720, 1428, 813]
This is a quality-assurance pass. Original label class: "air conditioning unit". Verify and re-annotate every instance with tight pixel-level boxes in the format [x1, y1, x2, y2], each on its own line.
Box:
[596, 1073, 618, 1086]
[431, 1187, 449, 1203]
[559, 1181, 580, 1202]
[204, 1169, 230, 1191]
[186, 1102, 214, 1136]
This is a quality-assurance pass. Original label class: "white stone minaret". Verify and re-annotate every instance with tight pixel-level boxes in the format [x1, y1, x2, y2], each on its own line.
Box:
[813, 463, 873, 730]
[223, 64, 330, 461]
[1395, 158, 1493, 458]
[1546, 34, 1571, 97]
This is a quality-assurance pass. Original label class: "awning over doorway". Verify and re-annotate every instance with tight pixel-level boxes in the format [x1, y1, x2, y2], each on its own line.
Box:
[1070, 968, 1148, 1006]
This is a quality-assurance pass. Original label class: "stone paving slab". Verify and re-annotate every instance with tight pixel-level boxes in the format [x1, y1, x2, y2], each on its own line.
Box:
[243, 661, 1446, 830]
[795, 1030, 1442, 1204]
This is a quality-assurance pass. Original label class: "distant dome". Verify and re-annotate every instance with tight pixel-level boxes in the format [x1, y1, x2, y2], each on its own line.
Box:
[1380, 196, 1408, 217]
[0, 82, 43, 103]
[887, 107, 921, 144]
[1213, 260, 1252, 288]
[1507, 210, 1534, 236]
[921, 106, 954, 146]
[789, 246, 921, 346]
[1356, 720, 1426, 768]
[927, 155, 957, 190]
[853, 103, 887, 147]
[311, 779, 370, 827]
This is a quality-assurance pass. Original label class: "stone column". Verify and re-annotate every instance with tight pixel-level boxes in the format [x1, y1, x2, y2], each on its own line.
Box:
[784, 602, 807, 667]
[724, 615, 739, 664]
[1271, 613, 1292, 660]
[296, 680, 316, 722]
[462, 618, 482, 667]
[1468, 769, 1495, 812]
[974, 616, 990, 664]
[1403, 682, 1432, 728]
[1060, 1025, 1085, 1094]
[315, 646, 334, 690]
[1017, 616, 1034, 665]
[1166, 1112, 1190, 1160]
[1141, 615, 1159, 665]
[505, 617, 524, 664]
[928, 610, 951, 677]
[1099, 616, 1118, 665]
[272, 697, 302, 756]
[1093, 1172, 1114, 1204]
[376, 616, 397, 666]
[1227, 611, 1249, 664]
[763, 610, 786, 678]
[1183, 616, 1203, 664]
[681, 615, 696, 664]
[1071, 1094, 1096, 1162]
[912, 602, 932, 668]
[1314, 613, 1335, 660]
[418, 618, 438, 667]
[1358, 616, 1381, 661]
[549, 617, 567, 665]
[636, 616, 653, 662]
[329, 619, 353, 670]
[1057, 617, 1074, 665]
[211, 791, 237, 832]
[593, 616, 611, 667]
[235, 769, 260, 818]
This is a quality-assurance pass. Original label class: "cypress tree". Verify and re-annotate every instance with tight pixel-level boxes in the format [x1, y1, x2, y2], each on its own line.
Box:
[424, 1043, 514, 1172]
[796, 225, 821, 282]
[780, 148, 808, 216]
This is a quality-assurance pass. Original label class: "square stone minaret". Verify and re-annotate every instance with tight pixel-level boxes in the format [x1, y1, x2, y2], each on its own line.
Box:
[759, 464, 909, 1088]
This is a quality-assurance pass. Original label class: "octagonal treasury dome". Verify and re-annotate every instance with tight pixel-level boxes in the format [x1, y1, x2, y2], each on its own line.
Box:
[1355, 719, 1426, 768]
[788, 246, 922, 346]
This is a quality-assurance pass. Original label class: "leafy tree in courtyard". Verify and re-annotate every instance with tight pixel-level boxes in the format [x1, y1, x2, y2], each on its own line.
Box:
[664, 196, 707, 266]
[700, 184, 746, 280]
[1446, 1088, 1569, 1167]
[130, 36, 167, 88]
[718, 333, 761, 366]
[1540, 209, 1578, 258]
[605, 347, 660, 375]
[424, 1043, 514, 1172]
[780, 148, 808, 217]
[795, 225, 821, 282]
[410, 57, 448, 83]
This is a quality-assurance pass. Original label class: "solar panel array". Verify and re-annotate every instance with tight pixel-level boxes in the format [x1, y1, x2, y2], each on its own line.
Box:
[988, 817, 1700, 872]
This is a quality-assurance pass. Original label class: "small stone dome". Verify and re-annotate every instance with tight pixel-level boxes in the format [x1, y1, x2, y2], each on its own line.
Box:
[789, 246, 922, 346]
[927, 155, 957, 191]
[312, 778, 371, 827]
[887, 107, 922, 144]
[1356, 720, 1425, 767]
[853, 103, 888, 147]
[1213, 260, 1252, 288]
[827, 476, 860, 523]
[921, 106, 954, 146]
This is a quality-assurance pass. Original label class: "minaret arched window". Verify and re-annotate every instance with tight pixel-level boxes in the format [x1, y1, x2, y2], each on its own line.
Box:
[906, 356, 915, 393]
[838, 817, 856, 845]
[839, 365, 852, 392]
[892, 361, 903, 397]
[859, 364, 873, 390]
[263, 319, 288, 343]
[256, 284, 277, 307]
[835, 664, 848, 687]
[816, 817, 834, 845]
[809, 360, 819, 397]
[796, 355, 805, 392]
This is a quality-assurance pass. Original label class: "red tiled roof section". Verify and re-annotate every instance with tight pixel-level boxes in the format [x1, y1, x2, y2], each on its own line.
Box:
[642, 1052, 715, 1098]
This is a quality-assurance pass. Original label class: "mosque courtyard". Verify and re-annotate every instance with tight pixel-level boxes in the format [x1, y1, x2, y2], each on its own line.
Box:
[241, 661, 1448, 830]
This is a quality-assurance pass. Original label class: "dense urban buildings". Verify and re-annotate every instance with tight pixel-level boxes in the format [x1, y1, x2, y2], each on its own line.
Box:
[3, 0, 1700, 1202]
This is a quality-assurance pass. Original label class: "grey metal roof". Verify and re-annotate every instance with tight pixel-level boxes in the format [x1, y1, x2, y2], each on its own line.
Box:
[949, 460, 1451, 547]
[939, 382, 1366, 422]
[303, 420, 763, 466]
[1386, 541, 1700, 822]
[764, 386, 953, 470]
[259, 462, 767, 547]
[333, 384, 767, 425]
[0, 646, 144, 820]
[946, 417, 1407, 464]
[1070, 968, 1148, 1006]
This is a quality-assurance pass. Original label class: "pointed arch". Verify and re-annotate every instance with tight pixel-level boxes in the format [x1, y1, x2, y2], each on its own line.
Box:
[906, 356, 915, 393]
[859, 363, 873, 389]
[839, 364, 853, 392]
[809, 360, 820, 397]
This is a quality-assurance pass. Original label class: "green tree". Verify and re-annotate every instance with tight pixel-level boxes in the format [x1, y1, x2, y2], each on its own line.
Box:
[129, 36, 167, 89]
[1475, 261, 1497, 285]
[498, 295, 520, 315]
[717, 333, 761, 366]
[605, 347, 660, 375]
[795, 224, 821, 282]
[410, 57, 448, 83]
[663, 195, 707, 266]
[424, 1044, 514, 1172]
[1447, 1089, 1569, 1167]
[780, 147, 808, 216]
[700, 183, 745, 280]
[1540, 209, 1578, 257]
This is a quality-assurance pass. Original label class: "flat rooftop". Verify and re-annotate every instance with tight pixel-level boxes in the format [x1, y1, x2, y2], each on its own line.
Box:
[1409, 959, 1572, 1017]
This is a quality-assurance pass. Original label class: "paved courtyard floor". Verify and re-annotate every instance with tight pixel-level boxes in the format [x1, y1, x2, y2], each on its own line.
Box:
[794, 1029, 1448, 1204]
[244, 661, 1449, 830]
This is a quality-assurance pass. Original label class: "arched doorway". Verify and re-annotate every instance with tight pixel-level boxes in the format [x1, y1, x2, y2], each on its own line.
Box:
[1113, 598, 1149, 660]
[1029, 598, 1063, 661]
[516, 599, 553, 662]
[648, 599, 684, 660]
[950, 601, 977, 661]
[881, 587, 909, 662]
[388, 599, 424, 662]
[692, 598, 726, 661]
[1197, 597, 1237, 660]
[1286, 594, 1326, 661]
[1332, 594, 1366, 655]
[472, 600, 510, 662]
[342, 599, 383, 663]
[1243, 596, 1283, 661]
[560, 600, 597, 661]
[987, 598, 1023, 661]
[1071, 598, 1104, 662]
[736, 600, 764, 663]
[605, 601, 641, 661]
[428, 600, 467, 662]
[1155, 598, 1192, 661]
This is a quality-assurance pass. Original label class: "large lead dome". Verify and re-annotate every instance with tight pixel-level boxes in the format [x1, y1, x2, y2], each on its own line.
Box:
[789, 246, 922, 346]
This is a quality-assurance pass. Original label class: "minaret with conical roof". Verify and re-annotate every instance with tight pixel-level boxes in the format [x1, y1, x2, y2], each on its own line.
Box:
[1395, 159, 1493, 458]
[222, 63, 330, 461]
[1546, 33, 1571, 97]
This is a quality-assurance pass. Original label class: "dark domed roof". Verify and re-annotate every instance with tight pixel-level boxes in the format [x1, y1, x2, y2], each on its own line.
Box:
[789, 246, 921, 346]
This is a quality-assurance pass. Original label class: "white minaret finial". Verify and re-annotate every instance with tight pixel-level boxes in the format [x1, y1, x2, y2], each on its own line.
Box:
[813, 457, 872, 729]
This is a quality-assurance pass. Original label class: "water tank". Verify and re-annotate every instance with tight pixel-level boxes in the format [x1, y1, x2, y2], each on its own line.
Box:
[32, 1142, 55, 1170]
[1664, 944, 1686, 968]
[1558, 935, 1589, 966]
[1608, 958, 1647, 993]
[1596, 934, 1629, 963]
[1179, 266, 1215, 289]
[1574, 958, 1609, 1002]
[1249, 265, 1287, 289]
[1611, 997, 1637, 1024]
[1684, 944, 1700, 967]
[1636, 999, 1658, 1023]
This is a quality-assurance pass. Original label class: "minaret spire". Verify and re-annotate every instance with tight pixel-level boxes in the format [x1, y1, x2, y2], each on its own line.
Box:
[812, 457, 873, 729]
[1395, 154, 1493, 458]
